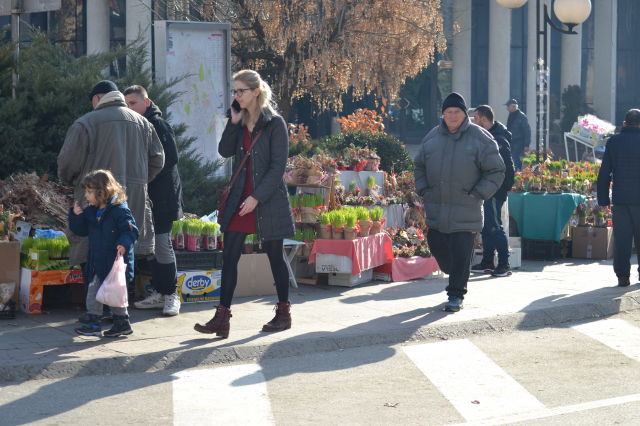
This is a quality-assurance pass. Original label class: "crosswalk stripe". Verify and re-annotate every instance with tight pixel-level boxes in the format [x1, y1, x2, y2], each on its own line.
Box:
[171, 364, 276, 426]
[572, 318, 640, 361]
[402, 339, 545, 422]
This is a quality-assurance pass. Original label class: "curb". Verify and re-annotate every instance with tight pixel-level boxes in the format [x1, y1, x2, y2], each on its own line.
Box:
[3, 292, 639, 383]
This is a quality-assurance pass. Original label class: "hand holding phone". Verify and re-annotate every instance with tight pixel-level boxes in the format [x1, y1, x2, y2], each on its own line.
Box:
[231, 99, 243, 124]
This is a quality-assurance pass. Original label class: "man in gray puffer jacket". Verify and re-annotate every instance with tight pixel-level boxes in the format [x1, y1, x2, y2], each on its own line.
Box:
[414, 93, 505, 312]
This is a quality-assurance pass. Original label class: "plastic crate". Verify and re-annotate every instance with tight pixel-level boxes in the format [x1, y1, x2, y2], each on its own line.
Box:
[175, 250, 223, 270]
[0, 300, 16, 320]
[523, 239, 561, 261]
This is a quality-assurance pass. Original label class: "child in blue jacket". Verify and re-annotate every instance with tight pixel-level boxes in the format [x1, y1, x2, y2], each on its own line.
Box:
[69, 170, 139, 337]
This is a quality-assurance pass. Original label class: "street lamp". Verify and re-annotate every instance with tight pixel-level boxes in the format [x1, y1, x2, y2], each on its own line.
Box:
[496, 0, 592, 163]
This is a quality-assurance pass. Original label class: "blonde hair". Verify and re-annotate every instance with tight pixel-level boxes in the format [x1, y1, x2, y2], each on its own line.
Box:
[233, 70, 279, 126]
[80, 170, 127, 206]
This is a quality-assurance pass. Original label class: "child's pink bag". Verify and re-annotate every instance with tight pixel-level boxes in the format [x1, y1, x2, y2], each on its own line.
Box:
[96, 254, 129, 307]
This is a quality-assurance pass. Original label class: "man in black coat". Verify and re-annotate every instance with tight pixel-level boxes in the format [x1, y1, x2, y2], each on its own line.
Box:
[597, 109, 640, 287]
[471, 105, 515, 277]
[505, 99, 531, 171]
[124, 85, 184, 315]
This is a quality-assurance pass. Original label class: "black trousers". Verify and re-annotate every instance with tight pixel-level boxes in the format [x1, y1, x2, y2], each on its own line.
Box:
[220, 231, 290, 308]
[613, 205, 640, 278]
[427, 229, 476, 299]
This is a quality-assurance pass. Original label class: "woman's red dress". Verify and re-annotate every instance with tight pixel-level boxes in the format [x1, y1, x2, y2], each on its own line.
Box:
[225, 126, 256, 234]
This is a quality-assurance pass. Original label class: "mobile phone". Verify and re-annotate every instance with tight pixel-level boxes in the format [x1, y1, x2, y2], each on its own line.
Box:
[232, 99, 242, 113]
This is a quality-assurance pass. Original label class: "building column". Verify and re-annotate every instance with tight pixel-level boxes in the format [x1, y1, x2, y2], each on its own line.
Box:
[560, 24, 582, 96]
[593, 0, 617, 123]
[526, 0, 551, 150]
[126, 0, 153, 67]
[86, 0, 110, 55]
[451, 0, 471, 105]
[488, 0, 511, 123]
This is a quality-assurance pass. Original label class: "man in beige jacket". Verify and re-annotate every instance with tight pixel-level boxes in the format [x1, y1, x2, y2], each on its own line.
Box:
[58, 81, 165, 284]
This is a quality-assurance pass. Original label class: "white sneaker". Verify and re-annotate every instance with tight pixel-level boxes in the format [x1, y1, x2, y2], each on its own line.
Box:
[134, 291, 165, 310]
[163, 293, 181, 316]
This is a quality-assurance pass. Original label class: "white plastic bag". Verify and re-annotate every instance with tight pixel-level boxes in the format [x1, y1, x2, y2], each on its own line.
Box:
[96, 254, 129, 308]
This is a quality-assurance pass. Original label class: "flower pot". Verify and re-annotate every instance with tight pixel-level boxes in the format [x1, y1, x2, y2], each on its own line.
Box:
[331, 227, 344, 240]
[358, 220, 371, 237]
[173, 234, 185, 250]
[597, 217, 606, 227]
[294, 244, 304, 256]
[202, 236, 217, 250]
[306, 175, 320, 185]
[186, 235, 201, 252]
[302, 242, 313, 257]
[316, 223, 331, 239]
[242, 244, 255, 254]
[370, 221, 381, 234]
[367, 187, 379, 197]
[300, 206, 320, 223]
[579, 217, 587, 226]
[344, 226, 357, 240]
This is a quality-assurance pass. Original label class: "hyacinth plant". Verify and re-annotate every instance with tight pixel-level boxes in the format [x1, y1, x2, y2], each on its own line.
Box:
[370, 207, 383, 222]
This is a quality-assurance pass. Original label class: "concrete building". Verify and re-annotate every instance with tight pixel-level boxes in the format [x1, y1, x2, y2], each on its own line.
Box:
[3, 0, 639, 142]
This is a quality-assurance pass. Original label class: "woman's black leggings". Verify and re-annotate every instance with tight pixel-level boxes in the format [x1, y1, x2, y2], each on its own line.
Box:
[220, 231, 290, 308]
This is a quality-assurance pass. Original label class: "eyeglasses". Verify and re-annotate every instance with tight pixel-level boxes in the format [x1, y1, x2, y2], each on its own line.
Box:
[232, 88, 251, 97]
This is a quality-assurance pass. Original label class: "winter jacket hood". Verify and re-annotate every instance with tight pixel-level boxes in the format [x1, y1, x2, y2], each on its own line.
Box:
[414, 117, 506, 233]
[488, 121, 516, 200]
[58, 96, 165, 266]
[218, 108, 295, 242]
[144, 101, 184, 224]
[597, 125, 640, 206]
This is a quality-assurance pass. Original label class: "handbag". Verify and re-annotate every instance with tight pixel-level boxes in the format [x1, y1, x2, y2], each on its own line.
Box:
[217, 127, 266, 225]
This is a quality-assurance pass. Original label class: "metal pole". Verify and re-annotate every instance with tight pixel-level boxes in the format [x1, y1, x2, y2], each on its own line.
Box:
[536, 0, 540, 164]
[542, 4, 549, 162]
[430, 47, 438, 129]
[11, 0, 21, 100]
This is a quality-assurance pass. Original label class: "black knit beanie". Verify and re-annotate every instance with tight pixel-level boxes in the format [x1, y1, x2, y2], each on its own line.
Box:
[442, 92, 467, 115]
[89, 80, 119, 101]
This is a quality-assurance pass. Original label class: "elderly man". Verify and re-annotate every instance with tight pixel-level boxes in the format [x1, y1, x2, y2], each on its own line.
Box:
[505, 99, 531, 171]
[124, 85, 184, 316]
[414, 93, 506, 312]
[597, 109, 640, 287]
[58, 81, 165, 310]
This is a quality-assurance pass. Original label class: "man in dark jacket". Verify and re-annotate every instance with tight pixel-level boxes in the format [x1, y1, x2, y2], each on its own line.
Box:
[471, 105, 516, 277]
[414, 93, 506, 312]
[505, 99, 531, 171]
[597, 109, 640, 287]
[124, 85, 184, 315]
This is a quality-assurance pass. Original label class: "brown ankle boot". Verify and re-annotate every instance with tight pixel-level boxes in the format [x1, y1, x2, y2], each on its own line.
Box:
[262, 301, 292, 332]
[194, 305, 232, 337]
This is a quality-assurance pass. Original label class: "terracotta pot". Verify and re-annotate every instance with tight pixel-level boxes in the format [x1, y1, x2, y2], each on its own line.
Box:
[370, 221, 381, 234]
[331, 227, 344, 240]
[344, 226, 357, 240]
[316, 223, 331, 239]
[358, 220, 371, 237]
[242, 244, 254, 254]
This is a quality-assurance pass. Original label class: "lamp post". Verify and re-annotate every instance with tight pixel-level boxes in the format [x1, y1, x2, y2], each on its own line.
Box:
[496, 0, 592, 164]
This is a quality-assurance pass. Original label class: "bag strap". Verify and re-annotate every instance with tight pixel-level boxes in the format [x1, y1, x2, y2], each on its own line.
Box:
[227, 127, 266, 189]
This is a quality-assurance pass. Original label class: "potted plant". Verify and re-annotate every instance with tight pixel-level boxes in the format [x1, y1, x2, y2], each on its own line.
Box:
[300, 193, 324, 223]
[172, 220, 185, 250]
[331, 210, 345, 240]
[243, 234, 257, 254]
[316, 212, 332, 239]
[201, 222, 220, 250]
[290, 194, 302, 222]
[348, 180, 357, 196]
[531, 177, 542, 191]
[370, 207, 384, 234]
[367, 175, 380, 197]
[579, 209, 588, 226]
[596, 211, 606, 227]
[302, 228, 316, 256]
[356, 206, 372, 237]
[343, 208, 358, 240]
[184, 220, 203, 252]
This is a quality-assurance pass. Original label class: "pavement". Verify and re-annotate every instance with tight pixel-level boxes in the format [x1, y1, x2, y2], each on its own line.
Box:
[2, 257, 640, 383]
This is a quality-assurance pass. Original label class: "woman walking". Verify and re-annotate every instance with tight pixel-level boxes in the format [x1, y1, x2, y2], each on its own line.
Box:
[194, 70, 295, 338]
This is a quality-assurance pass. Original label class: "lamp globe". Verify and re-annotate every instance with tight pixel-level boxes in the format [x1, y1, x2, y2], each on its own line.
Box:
[554, 0, 592, 25]
[495, 0, 528, 8]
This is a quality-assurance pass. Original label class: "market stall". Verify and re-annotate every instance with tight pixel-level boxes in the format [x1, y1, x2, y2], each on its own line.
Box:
[373, 256, 439, 282]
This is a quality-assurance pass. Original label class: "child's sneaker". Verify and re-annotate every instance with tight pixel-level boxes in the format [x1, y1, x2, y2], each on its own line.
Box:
[134, 290, 165, 309]
[75, 314, 102, 336]
[103, 315, 133, 337]
[163, 293, 181, 316]
[471, 261, 495, 274]
[491, 263, 512, 277]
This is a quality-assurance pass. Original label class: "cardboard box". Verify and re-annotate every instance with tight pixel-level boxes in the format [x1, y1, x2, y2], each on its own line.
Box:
[570, 122, 605, 142]
[571, 226, 614, 259]
[235, 253, 276, 297]
[19, 268, 84, 314]
[176, 270, 222, 303]
[0, 241, 21, 303]
[509, 237, 522, 249]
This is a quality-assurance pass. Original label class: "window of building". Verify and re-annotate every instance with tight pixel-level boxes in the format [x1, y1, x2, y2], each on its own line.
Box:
[510, 5, 528, 113]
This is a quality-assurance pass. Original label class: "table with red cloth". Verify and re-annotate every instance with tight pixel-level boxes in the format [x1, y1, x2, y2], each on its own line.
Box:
[373, 256, 440, 282]
[308, 233, 394, 276]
